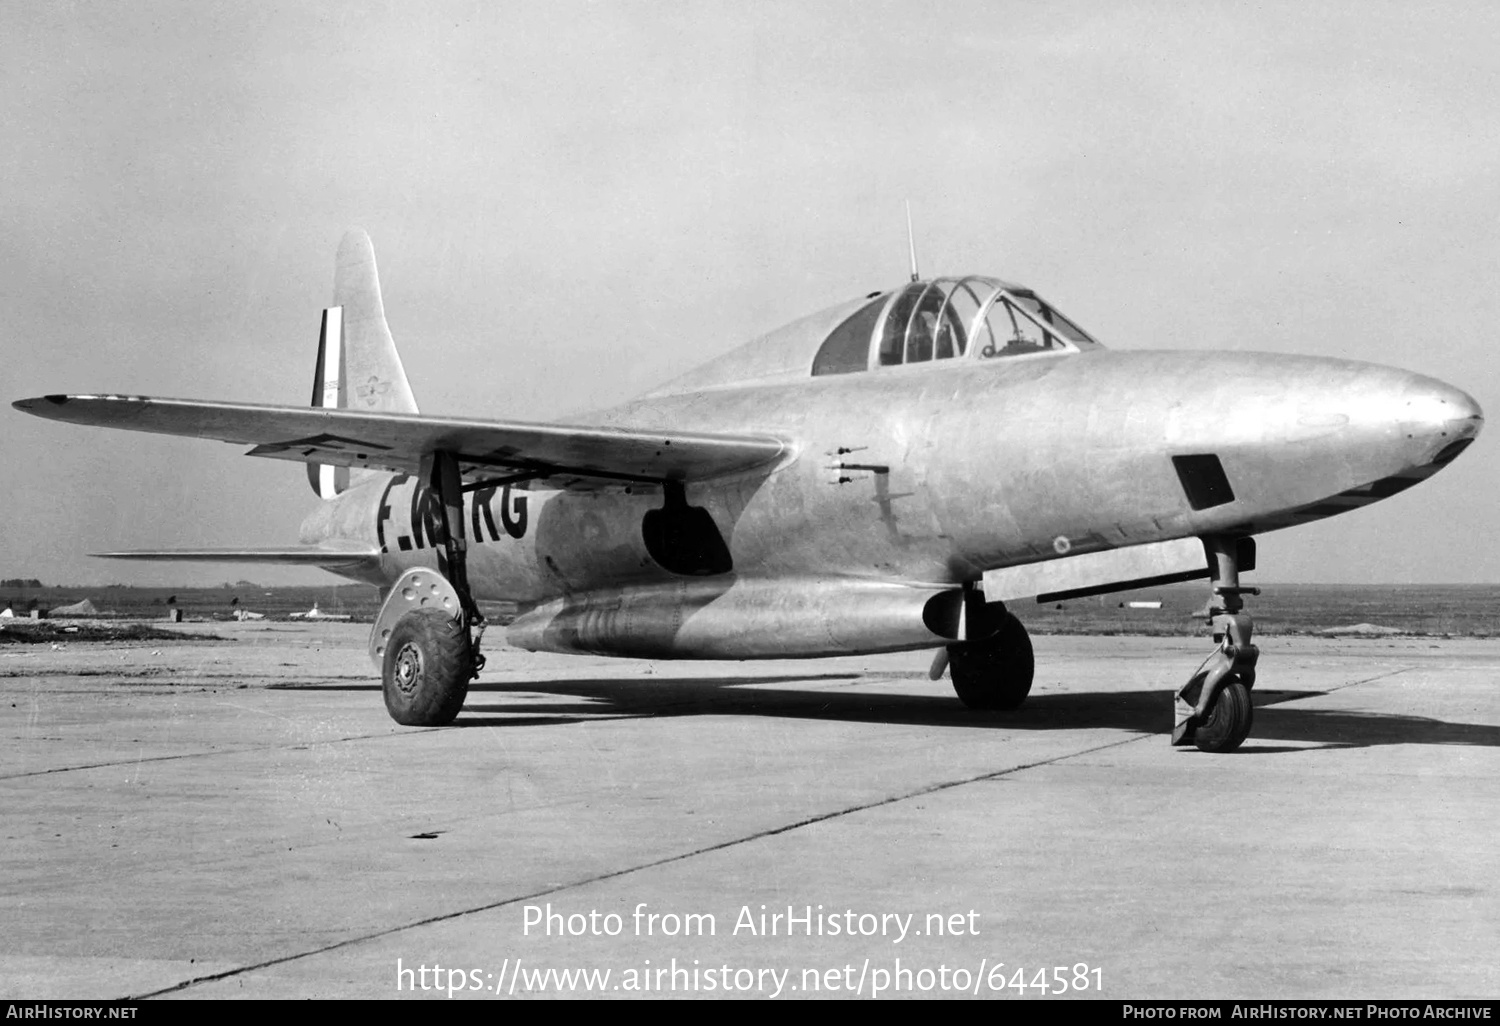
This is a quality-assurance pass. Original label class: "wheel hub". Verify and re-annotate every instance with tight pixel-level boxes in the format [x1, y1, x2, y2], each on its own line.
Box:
[392, 642, 423, 696]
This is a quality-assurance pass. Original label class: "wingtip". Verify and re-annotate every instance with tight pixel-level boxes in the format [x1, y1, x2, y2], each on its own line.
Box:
[12, 395, 71, 414]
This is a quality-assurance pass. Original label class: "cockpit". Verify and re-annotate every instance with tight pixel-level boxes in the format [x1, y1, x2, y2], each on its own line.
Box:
[811, 277, 1102, 376]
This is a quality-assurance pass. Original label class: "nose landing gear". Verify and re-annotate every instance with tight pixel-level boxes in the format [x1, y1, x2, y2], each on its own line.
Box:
[1173, 536, 1259, 752]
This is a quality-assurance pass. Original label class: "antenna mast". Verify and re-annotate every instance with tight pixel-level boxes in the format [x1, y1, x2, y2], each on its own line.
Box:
[905, 200, 920, 282]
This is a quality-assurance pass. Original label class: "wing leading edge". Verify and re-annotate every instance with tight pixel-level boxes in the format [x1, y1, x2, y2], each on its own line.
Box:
[12, 395, 789, 490]
[90, 546, 384, 569]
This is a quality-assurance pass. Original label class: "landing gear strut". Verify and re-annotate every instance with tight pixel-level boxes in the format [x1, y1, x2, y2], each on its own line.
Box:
[373, 451, 487, 726]
[1173, 536, 1259, 752]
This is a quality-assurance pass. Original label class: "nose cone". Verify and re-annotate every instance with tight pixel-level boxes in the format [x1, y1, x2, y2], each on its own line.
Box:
[1397, 376, 1483, 467]
[1144, 354, 1484, 534]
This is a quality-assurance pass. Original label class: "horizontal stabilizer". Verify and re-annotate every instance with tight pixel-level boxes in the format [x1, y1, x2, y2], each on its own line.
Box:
[13, 395, 788, 490]
[92, 545, 383, 569]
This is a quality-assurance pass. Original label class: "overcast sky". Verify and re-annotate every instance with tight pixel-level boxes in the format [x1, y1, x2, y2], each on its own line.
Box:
[3, 1, 1497, 587]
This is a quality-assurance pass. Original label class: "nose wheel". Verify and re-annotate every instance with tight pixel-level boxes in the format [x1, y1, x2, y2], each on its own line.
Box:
[1173, 536, 1259, 752]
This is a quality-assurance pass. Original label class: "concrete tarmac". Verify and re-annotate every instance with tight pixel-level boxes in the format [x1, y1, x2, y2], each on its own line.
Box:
[1, 622, 1496, 1000]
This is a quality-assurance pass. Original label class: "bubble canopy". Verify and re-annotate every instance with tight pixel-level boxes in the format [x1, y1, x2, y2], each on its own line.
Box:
[811, 277, 1102, 377]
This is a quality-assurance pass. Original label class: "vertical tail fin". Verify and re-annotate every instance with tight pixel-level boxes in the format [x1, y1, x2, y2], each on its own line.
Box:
[334, 229, 418, 415]
[308, 229, 419, 498]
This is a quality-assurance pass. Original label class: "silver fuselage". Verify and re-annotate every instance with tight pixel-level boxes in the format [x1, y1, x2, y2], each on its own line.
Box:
[301, 348, 1480, 658]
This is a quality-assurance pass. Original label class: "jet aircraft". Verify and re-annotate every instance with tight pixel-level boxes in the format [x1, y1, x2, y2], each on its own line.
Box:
[14, 231, 1483, 751]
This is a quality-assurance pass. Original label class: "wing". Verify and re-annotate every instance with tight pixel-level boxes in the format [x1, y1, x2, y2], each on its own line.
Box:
[90, 545, 384, 570]
[12, 395, 788, 489]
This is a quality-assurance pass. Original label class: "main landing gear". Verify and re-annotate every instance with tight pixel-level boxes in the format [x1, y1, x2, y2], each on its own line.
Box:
[1173, 536, 1259, 753]
[945, 599, 1035, 711]
[384, 605, 476, 725]
[370, 452, 487, 726]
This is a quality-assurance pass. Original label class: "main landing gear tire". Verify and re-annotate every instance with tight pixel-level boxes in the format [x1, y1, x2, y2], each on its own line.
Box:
[1190, 680, 1253, 753]
[382, 608, 472, 726]
[949, 612, 1035, 711]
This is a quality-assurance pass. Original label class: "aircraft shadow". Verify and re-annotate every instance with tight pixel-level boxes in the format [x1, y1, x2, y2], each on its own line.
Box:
[454, 678, 1500, 750]
[269, 673, 860, 693]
